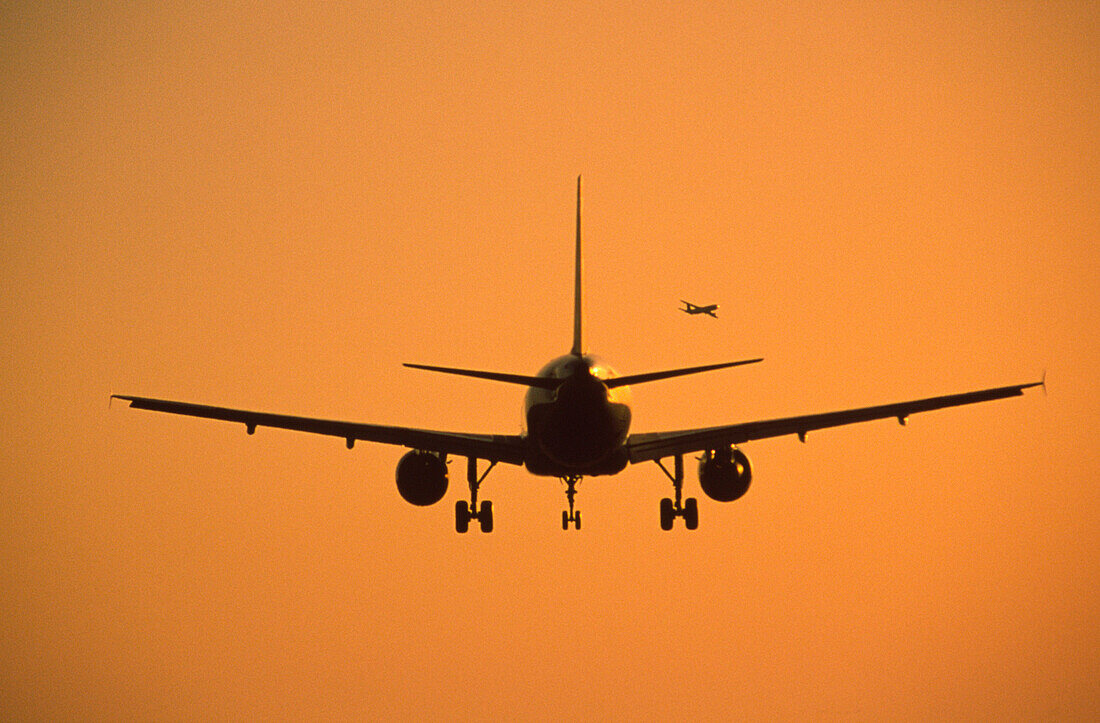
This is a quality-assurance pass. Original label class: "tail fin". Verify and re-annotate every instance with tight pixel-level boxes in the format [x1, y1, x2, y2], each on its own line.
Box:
[571, 175, 584, 356]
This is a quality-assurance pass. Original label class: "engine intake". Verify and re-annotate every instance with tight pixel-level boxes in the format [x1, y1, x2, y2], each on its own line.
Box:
[396, 450, 448, 506]
[698, 446, 752, 502]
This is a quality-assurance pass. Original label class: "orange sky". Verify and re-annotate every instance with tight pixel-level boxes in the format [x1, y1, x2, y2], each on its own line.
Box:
[3, 1, 1097, 718]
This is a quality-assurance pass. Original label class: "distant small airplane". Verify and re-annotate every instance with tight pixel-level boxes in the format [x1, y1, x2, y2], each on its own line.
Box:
[113, 177, 1042, 533]
[680, 300, 719, 318]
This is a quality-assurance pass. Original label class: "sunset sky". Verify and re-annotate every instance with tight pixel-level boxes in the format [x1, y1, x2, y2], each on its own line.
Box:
[3, 1, 1097, 718]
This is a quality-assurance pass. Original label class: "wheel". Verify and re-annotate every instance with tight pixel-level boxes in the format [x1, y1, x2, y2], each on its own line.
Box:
[684, 497, 699, 530]
[659, 498, 675, 530]
[479, 500, 494, 533]
[562, 510, 569, 530]
[574, 511, 581, 530]
[455, 500, 470, 534]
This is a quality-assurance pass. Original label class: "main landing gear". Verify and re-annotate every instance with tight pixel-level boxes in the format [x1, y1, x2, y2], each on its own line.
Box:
[655, 455, 698, 530]
[561, 475, 582, 530]
[456, 457, 496, 533]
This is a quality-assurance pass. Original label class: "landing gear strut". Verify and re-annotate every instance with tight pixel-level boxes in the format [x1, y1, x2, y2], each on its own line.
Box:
[455, 457, 496, 533]
[560, 475, 582, 530]
[655, 455, 699, 530]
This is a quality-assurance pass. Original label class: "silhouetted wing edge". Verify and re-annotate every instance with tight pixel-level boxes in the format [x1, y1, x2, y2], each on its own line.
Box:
[112, 395, 526, 465]
[625, 381, 1042, 463]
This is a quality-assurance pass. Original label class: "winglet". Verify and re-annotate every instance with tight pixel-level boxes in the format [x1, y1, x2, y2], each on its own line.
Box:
[571, 175, 584, 356]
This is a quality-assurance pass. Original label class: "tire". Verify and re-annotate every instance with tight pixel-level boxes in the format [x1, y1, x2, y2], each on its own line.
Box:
[684, 497, 699, 530]
[659, 498, 675, 531]
[562, 510, 570, 530]
[455, 500, 470, 534]
[574, 511, 581, 530]
[479, 500, 494, 533]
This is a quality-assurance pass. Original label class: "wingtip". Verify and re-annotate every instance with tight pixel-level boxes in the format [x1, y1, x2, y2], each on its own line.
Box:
[1019, 373, 1047, 396]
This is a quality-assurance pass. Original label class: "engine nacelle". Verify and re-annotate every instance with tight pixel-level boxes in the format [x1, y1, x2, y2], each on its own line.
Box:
[698, 446, 752, 502]
[395, 450, 448, 506]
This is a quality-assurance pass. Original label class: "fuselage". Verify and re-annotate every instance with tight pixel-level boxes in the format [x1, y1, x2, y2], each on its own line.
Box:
[523, 353, 632, 477]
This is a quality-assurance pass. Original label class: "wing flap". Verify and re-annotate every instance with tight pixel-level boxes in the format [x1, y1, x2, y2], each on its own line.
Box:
[112, 395, 526, 465]
[626, 381, 1041, 463]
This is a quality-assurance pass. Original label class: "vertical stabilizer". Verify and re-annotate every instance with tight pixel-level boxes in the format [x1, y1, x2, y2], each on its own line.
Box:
[571, 175, 584, 356]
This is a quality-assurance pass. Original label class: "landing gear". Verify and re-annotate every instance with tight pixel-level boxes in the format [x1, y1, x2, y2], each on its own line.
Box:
[560, 475, 582, 530]
[455, 499, 494, 533]
[655, 455, 699, 531]
[455, 457, 496, 533]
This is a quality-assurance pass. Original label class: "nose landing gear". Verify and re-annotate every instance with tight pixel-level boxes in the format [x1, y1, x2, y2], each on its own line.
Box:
[655, 455, 699, 530]
[560, 475, 582, 530]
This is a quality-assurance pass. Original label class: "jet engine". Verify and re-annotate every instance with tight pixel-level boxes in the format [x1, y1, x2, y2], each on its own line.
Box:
[395, 450, 448, 506]
[698, 446, 752, 502]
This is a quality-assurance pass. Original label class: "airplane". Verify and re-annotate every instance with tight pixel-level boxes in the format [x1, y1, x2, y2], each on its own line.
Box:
[680, 300, 719, 317]
[112, 177, 1042, 533]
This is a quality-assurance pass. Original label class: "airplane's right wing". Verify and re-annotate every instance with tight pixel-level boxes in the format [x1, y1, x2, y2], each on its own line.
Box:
[111, 395, 527, 465]
[626, 380, 1042, 464]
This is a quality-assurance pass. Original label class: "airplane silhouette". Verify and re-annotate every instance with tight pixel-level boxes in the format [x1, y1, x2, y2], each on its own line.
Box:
[680, 300, 719, 317]
[113, 177, 1042, 532]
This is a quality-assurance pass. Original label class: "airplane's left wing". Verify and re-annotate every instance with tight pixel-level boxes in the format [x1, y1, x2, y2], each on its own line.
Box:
[112, 395, 527, 465]
[626, 380, 1042, 463]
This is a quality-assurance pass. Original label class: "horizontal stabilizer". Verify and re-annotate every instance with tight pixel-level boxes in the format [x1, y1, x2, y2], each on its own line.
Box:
[606, 358, 762, 388]
[406, 357, 762, 390]
[404, 363, 560, 390]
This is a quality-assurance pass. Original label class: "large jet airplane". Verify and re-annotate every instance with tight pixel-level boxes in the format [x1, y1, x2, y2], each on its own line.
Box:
[680, 300, 719, 317]
[113, 177, 1042, 533]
